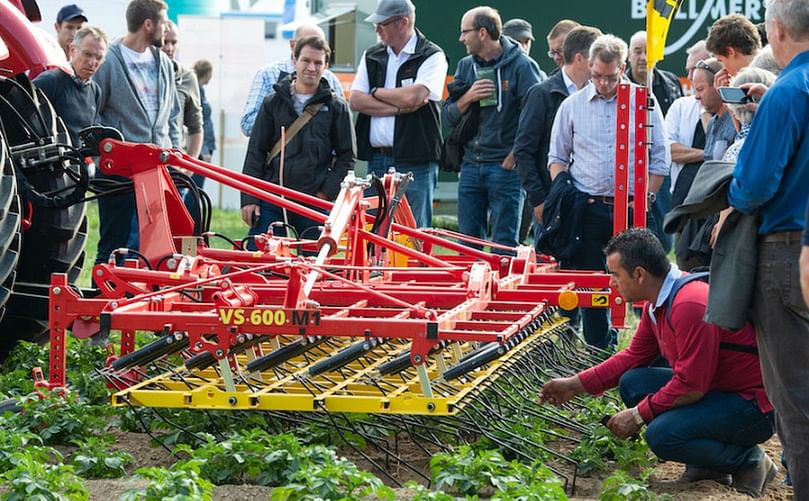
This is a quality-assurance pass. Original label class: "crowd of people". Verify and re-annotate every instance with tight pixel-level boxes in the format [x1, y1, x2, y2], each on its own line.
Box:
[38, 0, 809, 498]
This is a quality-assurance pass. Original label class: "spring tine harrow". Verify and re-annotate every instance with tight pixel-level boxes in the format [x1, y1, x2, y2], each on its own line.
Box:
[33, 138, 639, 495]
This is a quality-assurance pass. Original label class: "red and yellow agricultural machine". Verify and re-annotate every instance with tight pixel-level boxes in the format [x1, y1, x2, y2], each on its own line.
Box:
[1, 0, 654, 491]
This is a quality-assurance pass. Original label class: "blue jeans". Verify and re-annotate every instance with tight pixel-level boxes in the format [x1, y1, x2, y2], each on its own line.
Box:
[559, 201, 625, 349]
[245, 200, 323, 252]
[183, 173, 207, 229]
[95, 172, 137, 266]
[619, 367, 774, 474]
[366, 153, 437, 228]
[457, 162, 524, 254]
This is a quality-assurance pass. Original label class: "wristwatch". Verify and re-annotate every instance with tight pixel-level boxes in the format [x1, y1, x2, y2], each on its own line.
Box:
[370, 87, 379, 98]
[631, 406, 645, 426]
[647, 192, 656, 204]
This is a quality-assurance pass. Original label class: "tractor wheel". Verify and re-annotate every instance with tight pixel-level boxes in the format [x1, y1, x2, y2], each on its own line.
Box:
[0, 139, 23, 358]
[0, 77, 88, 351]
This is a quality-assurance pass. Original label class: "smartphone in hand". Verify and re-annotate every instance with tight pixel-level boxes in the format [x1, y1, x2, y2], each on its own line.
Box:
[718, 86, 752, 104]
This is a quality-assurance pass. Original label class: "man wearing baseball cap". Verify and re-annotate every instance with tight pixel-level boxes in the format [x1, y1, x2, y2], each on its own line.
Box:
[503, 18, 534, 55]
[54, 4, 88, 59]
[350, 0, 448, 229]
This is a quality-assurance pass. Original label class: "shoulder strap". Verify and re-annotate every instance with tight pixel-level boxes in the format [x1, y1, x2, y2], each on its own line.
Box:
[266, 102, 325, 164]
[664, 272, 709, 330]
[664, 271, 758, 354]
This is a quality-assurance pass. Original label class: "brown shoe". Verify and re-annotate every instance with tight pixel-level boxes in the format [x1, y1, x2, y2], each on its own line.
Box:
[680, 464, 732, 485]
[732, 455, 777, 498]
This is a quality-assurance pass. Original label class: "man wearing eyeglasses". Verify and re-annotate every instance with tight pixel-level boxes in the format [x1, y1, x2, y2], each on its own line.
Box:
[441, 6, 542, 253]
[514, 26, 602, 245]
[545, 19, 580, 74]
[547, 34, 670, 349]
[350, 0, 448, 229]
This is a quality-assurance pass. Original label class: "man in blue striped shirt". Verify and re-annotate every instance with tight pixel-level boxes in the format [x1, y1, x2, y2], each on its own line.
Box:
[547, 34, 670, 349]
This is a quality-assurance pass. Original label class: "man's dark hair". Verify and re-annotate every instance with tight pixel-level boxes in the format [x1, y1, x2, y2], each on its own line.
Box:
[470, 7, 502, 40]
[604, 228, 670, 278]
[756, 21, 768, 46]
[126, 0, 167, 33]
[706, 14, 761, 56]
[193, 59, 213, 80]
[563, 26, 602, 65]
[294, 35, 331, 64]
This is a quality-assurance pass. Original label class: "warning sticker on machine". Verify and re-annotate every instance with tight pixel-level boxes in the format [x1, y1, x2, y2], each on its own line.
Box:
[218, 308, 321, 327]
[591, 294, 609, 307]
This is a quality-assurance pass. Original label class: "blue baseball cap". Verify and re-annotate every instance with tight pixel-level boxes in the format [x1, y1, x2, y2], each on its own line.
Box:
[56, 4, 87, 24]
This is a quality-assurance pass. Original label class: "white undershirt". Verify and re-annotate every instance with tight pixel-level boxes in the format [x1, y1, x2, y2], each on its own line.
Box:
[120, 44, 159, 123]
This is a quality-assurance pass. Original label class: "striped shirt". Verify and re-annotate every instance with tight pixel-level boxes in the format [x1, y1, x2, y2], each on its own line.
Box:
[548, 81, 670, 196]
[240, 58, 344, 136]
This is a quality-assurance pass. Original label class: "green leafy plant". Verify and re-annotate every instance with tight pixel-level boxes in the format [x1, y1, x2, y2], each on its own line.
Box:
[0, 429, 59, 472]
[70, 436, 133, 478]
[599, 470, 669, 501]
[121, 460, 214, 501]
[0, 450, 88, 501]
[1, 390, 111, 445]
[0, 339, 109, 403]
[403, 482, 461, 501]
[430, 446, 567, 499]
[572, 425, 654, 475]
[270, 448, 394, 501]
[175, 429, 304, 486]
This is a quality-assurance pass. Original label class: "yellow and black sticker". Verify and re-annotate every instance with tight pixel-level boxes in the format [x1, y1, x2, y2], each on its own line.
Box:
[218, 308, 321, 327]
[591, 294, 609, 307]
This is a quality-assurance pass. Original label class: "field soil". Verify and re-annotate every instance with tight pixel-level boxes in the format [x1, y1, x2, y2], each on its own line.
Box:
[80, 430, 793, 500]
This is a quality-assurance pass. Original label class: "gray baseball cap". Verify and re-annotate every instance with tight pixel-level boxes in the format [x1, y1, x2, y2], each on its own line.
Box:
[503, 19, 534, 41]
[365, 0, 415, 24]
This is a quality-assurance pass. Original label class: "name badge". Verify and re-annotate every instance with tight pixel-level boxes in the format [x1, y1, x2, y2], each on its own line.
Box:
[401, 78, 414, 87]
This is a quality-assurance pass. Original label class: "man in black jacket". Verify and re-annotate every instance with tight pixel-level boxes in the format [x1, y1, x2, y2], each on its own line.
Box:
[514, 26, 601, 244]
[241, 36, 355, 248]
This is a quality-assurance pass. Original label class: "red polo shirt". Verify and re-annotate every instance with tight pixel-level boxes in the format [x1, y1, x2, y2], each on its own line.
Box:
[578, 280, 772, 423]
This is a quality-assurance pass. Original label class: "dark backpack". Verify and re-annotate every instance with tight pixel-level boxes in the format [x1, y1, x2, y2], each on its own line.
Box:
[665, 272, 758, 354]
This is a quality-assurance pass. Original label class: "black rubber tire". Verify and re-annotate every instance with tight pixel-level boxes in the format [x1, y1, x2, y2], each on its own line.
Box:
[0, 77, 87, 349]
[0, 139, 23, 358]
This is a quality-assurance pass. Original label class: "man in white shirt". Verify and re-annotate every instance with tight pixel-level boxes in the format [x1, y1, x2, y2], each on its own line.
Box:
[350, 0, 448, 228]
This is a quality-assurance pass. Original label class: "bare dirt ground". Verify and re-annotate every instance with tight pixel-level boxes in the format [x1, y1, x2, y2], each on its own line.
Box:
[80, 431, 793, 500]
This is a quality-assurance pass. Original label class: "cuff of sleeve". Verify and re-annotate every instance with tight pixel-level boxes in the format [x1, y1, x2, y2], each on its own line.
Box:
[577, 368, 603, 395]
[637, 396, 655, 423]
[528, 190, 547, 208]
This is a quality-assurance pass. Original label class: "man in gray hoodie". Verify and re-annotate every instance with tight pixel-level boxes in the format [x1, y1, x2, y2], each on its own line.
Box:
[92, 0, 181, 266]
[442, 6, 542, 253]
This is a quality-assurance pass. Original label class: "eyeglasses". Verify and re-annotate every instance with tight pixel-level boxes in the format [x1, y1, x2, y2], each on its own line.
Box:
[377, 16, 401, 27]
[591, 73, 621, 84]
[694, 59, 718, 75]
[460, 27, 479, 36]
[547, 49, 562, 59]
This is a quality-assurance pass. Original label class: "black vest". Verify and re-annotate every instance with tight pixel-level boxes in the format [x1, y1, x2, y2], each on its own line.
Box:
[355, 30, 443, 163]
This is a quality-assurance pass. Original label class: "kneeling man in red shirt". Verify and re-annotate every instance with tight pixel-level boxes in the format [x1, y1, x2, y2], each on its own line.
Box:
[541, 228, 775, 497]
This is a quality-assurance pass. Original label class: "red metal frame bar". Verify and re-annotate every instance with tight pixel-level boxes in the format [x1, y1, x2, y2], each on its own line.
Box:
[614, 84, 631, 236]
[39, 135, 636, 390]
[633, 86, 649, 227]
